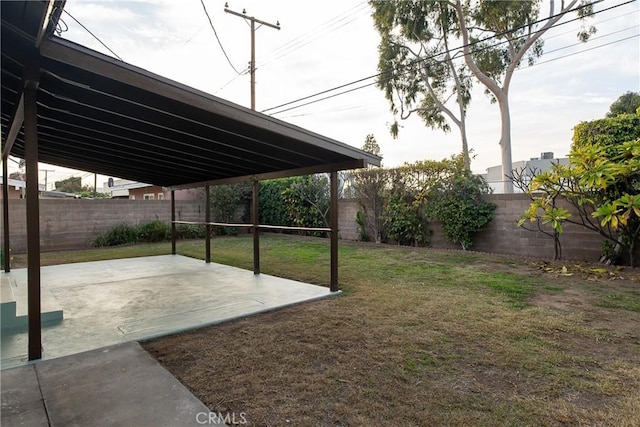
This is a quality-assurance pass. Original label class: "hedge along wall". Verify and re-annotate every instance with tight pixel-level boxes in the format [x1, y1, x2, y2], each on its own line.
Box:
[0, 195, 609, 261]
[339, 193, 606, 262]
[0, 199, 205, 252]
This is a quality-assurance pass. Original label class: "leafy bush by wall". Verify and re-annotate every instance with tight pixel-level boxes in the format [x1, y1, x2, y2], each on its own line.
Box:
[427, 173, 495, 250]
[346, 153, 494, 248]
[92, 220, 205, 247]
[518, 111, 640, 266]
[138, 220, 171, 242]
[282, 175, 330, 232]
[175, 223, 206, 239]
[92, 223, 139, 247]
[259, 178, 299, 226]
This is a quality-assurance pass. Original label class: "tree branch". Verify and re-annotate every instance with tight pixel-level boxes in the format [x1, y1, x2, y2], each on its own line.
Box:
[453, 1, 502, 98]
[417, 66, 461, 128]
[503, 0, 579, 89]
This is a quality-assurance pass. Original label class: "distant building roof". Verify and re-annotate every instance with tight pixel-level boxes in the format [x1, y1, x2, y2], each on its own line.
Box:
[484, 152, 569, 194]
[1, 177, 45, 192]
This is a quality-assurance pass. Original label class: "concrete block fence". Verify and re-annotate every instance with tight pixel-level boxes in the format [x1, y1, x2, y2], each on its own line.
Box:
[339, 194, 606, 262]
[1, 199, 205, 252]
[0, 194, 616, 262]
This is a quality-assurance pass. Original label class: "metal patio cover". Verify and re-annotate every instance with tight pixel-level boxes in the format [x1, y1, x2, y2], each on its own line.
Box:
[1, 1, 381, 188]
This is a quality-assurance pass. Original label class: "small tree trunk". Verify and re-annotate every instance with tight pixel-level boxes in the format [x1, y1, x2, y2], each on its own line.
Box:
[554, 231, 562, 260]
[460, 112, 471, 171]
[497, 94, 514, 194]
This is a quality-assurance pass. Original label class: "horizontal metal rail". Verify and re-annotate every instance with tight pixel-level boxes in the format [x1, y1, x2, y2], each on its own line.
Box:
[172, 220, 330, 233]
[258, 224, 331, 232]
[173, 220, 252, 228]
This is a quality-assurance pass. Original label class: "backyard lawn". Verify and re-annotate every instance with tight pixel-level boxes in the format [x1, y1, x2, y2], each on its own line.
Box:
[18, 235, 640, 426]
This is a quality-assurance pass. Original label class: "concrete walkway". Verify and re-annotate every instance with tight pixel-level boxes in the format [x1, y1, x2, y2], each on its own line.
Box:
[1, 342, 225, 426]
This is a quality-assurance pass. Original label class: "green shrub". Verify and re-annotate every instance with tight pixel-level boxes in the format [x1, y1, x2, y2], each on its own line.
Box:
[214, 226, 239, 236]
[427, 173, 495, 250]
[92, 223, 139, 247]
[176, 223, 205, 239]
[259, 178, 297, 226]
[138, 220, 171, 243]
[210, 184, 251, 223]
[282, 175, 330, 235]
[383, 195, 430, 246]
[356, 211, 369, 241]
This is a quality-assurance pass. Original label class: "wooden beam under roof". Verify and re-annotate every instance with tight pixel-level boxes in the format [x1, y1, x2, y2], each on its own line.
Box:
[168, 159, 367, 190]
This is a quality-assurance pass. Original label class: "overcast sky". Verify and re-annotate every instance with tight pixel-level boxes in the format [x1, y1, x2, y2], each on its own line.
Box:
[9, 0, 640, 188]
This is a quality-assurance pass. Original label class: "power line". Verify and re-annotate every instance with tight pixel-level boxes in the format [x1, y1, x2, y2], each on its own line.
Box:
[270, 81, 378, 116]
[524, 33, 638, 68]
[257, 2, 370, 70]
[263, 0, 635, 115]
[262, 0, 611, 113]
[213, 68, 249, 94]
[272, 27, 640, 117]
[541, 23, 638, 56]
[224, 6, 281, 110]
[200, 0, 242, 74]
[270, 29, 637, 117]
[538, 8, 639, 42]
[262, 1, 366, 59]
[62, 10, 122, 61]
[277, 103, 370, 120]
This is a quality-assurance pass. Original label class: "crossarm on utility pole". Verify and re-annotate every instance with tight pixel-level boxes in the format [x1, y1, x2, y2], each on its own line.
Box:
[224, 6, 280, 110]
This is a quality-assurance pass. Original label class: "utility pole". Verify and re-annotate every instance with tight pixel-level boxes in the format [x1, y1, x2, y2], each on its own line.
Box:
[224, 4, 280, 110]
[39, 169, 54, 191]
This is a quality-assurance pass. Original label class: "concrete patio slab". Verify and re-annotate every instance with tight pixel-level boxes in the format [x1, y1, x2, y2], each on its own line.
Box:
[1, 342, 224, 427]
[1, 255, 335, 369]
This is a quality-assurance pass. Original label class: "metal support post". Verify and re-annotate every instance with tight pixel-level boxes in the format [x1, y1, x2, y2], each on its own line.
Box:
[25, 78, 41, 360]
[2, 159, 10, 272]
[252, 179, 260, 274]
[205, 185, 211, 263]
[171, 190, 176, 255]
[330, 171, 339, 292]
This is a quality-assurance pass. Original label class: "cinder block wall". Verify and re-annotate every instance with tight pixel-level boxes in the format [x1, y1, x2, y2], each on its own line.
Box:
[1, 199, 205, 252]
[337, 199, 360, 240]
[339, 194, 605, 262]
[0, 195, 613, 262]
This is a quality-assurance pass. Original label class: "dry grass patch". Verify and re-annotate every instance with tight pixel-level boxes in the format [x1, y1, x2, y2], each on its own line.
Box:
[138, 235, 640, 426]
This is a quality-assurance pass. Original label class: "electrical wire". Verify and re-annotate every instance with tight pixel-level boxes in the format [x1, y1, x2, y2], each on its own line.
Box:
[262, 0, 608, 114]
[182, 23, 206, 47]
[62, 10, 123, 61]
[524, 33, 639, 68]
[271, 30, 638, 117]
[213, 68, 250, 94]
[263, 1, 367, 58]
[263, 0, 636, 116]
[272, 26, 640, 119]
[539, 23, 638, 56]
[258, 2, 370, 69]
[535, 8, 639, 42]
[199, 0, 242, 75]
[277, 102, 371, 120]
